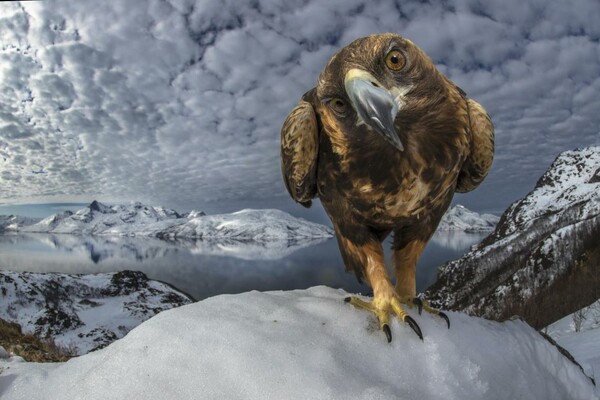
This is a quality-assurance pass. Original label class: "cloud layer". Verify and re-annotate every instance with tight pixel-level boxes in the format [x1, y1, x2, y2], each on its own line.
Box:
[0, 0, 599, 214]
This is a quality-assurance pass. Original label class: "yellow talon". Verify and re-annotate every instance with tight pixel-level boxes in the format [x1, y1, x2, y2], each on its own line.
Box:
[344, 296, 423, 342]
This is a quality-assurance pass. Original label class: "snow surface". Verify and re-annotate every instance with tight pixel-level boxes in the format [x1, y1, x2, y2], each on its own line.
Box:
[436, 205, 499, 232]
[547, 299, 600, 381]
[0, 287, 596, 400]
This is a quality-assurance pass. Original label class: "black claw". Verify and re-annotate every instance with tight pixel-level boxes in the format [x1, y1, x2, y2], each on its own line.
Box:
[412, 298, 423, 315]
[404, 315, 423, 341]
[439, 312, 450, 329]
[344, 297, 351, 303]
[382, 324, 392, 343]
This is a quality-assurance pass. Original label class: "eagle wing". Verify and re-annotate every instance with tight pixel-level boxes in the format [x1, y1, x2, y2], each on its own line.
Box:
[456, 98, 495, 193]
[280, 98, 319, 207]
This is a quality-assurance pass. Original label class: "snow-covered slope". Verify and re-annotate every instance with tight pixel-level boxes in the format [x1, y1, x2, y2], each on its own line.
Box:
[0, 270, 192, 355]
[17, 201, 334, 241]
[436, 205, 499, 232]
[546, 299, 600, 381]
[427, 146, 600, 329]
[0, 287, 596, 400]
[0, 215, 40, 232]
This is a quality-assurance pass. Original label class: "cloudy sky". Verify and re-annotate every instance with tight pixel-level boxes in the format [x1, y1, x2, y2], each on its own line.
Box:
[0, 0, 599, 221]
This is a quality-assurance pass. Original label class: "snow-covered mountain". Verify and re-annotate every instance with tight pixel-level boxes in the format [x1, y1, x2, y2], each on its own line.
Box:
[14, 201, 334, 241]
[157, 208, 333, 240]
[0, 270, 192, 355]
[0, 286, 596, 400]
[436, 204, 499, 232]
[0, 215, 40, 232]
[20, 201, 182, 236]
[426, 146, 600, 329]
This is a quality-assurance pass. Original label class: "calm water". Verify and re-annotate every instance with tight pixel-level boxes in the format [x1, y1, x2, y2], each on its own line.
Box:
[0, 232, 486, 301]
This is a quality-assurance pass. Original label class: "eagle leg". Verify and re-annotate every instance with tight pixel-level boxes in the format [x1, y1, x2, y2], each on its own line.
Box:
[393, 239, 450, 329]
[344, 295, 423, 342]
[335, 232, 423, 342]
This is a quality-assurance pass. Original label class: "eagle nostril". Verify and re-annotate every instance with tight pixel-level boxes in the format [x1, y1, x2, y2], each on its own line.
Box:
[370, 81, 380, 88]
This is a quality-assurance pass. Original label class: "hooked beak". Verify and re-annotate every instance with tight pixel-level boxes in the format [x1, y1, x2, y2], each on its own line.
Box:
[344, 69, 404, 151]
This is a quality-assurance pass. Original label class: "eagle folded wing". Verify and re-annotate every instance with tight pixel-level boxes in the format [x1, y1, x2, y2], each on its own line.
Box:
[456, 99, 495, 193]
[280, 99, 319, 207]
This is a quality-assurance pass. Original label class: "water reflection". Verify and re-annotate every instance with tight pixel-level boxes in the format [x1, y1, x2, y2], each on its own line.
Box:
[0, 231, 486, 301]
[431, 230, 489, 251]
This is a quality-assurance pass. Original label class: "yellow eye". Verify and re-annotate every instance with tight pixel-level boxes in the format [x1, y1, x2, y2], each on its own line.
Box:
[385, 50, 405, 71]
[329, 98, 347, 114]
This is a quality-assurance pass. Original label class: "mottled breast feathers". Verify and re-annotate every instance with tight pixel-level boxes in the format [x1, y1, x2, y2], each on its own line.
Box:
[456, 98, 495, 193]
[280, 97, 319, 207]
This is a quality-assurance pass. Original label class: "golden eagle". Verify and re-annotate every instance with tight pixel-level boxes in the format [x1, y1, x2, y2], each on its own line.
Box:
[281, 33, 494, 341]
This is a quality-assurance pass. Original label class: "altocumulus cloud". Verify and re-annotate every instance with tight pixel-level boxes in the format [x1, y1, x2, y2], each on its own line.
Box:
[0, 0, 598, 214]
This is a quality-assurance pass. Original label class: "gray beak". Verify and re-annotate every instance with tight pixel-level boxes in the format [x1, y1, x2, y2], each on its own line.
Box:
[344, 69, 404, 151]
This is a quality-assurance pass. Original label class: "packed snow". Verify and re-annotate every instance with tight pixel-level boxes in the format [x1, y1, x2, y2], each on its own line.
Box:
[0, 287, 596, 400]
[0, 270, 192, 355]
[14, 201, 334, 241]
[436, 204, 499, 232]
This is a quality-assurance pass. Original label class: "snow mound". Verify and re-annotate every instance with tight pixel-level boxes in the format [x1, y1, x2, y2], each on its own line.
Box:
[436, 204, 499, 232]
[0, 287, 596, 400]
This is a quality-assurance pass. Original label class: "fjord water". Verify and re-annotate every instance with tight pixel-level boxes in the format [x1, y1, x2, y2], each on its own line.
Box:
[0, 232, 486, 301]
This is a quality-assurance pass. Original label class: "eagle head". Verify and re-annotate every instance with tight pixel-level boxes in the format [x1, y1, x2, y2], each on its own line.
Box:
[316, 33, 444, 152]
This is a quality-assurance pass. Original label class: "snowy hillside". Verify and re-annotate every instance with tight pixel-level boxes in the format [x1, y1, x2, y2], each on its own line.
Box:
[436, 204, 499, 232]
[0, 270, 192, 355]
[0, 215, 40, 232]
[0, 287, 596, 400]
[427, 146, 600, 329]
[14, 201, 333, 241]
[546, 299, 600, 381]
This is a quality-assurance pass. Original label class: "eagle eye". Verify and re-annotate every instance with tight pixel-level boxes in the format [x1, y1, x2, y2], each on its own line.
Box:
[385, 50, 405, 71]
[329, 98, 347, 114]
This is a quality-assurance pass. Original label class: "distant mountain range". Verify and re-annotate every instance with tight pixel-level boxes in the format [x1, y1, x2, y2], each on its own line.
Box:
[10, 201, 334, 241]
[0, 215, 41, 232]
[0, 270, 192, 355]
[2, 201, 497, 239]
[427, 146, 600, 329]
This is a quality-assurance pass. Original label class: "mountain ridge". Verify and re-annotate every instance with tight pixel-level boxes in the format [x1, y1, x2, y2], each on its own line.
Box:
[426, 146, 600, 329]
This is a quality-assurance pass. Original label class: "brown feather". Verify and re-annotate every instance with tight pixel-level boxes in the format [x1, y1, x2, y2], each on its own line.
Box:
[456, 98, 495, 193]
[280, 98, 319, 207]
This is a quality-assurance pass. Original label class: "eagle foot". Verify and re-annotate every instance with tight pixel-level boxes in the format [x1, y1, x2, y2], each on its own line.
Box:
[408, 297, 450, 329]
[344, 296, 423, 342]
